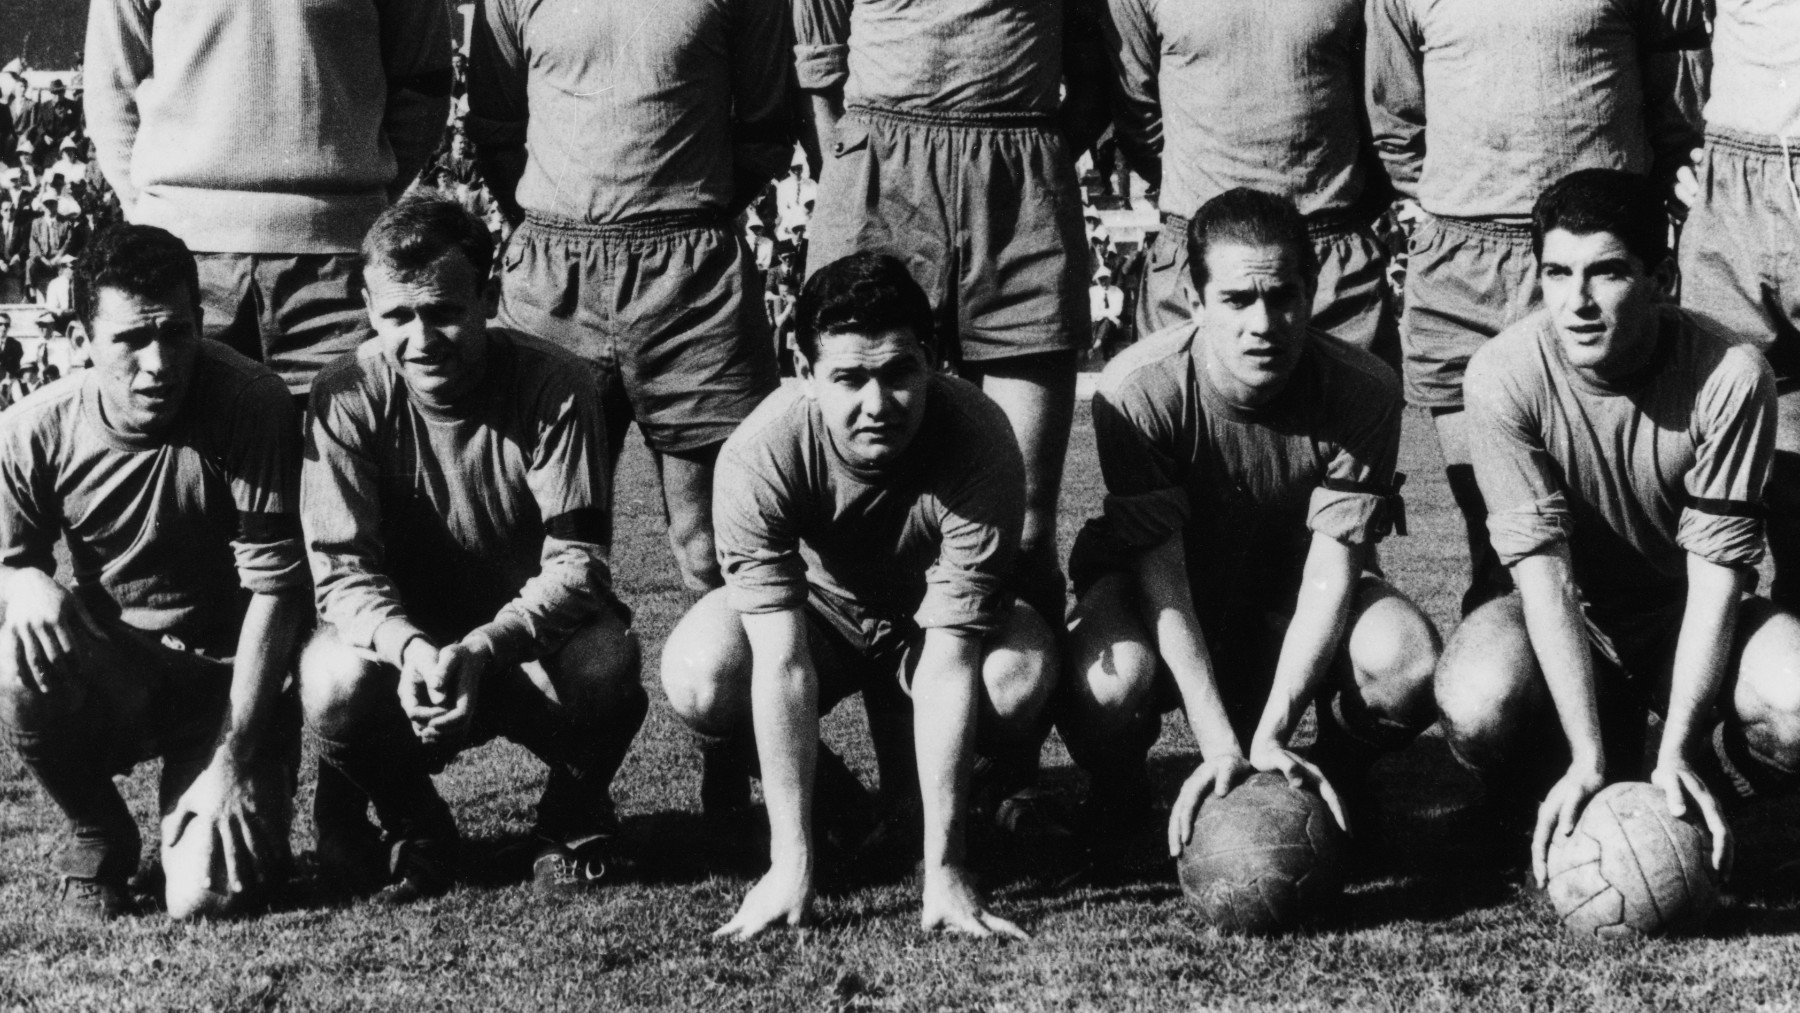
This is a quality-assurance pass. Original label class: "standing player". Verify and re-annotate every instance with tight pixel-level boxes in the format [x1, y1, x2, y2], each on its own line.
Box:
[1679, 4, 1800, 616]
[300, 196, 645, 902]
[85, 0, 453, 398]
[466, 0, 790, 592]
[794, 0, 1109, 626]
[1062, 189, 1439, 855]
[1436, 170, 1800, 883]
[0, 225, 309, 919]
[1366, 0, 1707, 613]
[661, 253, 1058, 940]
[1097, 0, 1396, 360]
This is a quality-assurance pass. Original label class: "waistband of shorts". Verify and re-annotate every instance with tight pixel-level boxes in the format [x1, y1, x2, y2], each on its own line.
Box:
[1422, 212, 1534, 244]
[847, 103, 1057, 132]
[520, 209, 728, 239]
[1705, 126, 1800, 160]
[1159, 205, 1376, 240]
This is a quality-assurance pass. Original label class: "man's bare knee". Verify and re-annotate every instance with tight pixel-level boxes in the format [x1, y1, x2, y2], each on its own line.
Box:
[1434, 597, 1542, 773]
[1063, 577, 1159, 732]
[982, 603, 1058, 722]
[545, 611, 643, 714]
[659, 590, 750, 733]
[1348, 583, 1441, 726]
[298, 627, 390, 740]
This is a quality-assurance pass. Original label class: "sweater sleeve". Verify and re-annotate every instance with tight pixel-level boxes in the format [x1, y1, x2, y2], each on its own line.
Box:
[1095, 0, 1163, 186]
[730, 0, 800, 201]
[1679, 345, 1775, 570]
[467, 372, 615, 664]
[222, 374, 308, 595]
[793, 0, 853, 92]
[82, 0, 154, 210]
[377, 0, 456, 192]
[1365, 0, 1425, 203]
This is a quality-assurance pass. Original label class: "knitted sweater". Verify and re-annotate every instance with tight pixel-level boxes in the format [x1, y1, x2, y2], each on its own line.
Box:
[85, 0, 453, 254]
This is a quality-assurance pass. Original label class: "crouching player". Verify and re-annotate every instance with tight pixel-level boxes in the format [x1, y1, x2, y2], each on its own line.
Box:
[1061, 189, 1440, 861]
[0, 225, 309, 919]
[1438, 169, 1800, 885]
[662, 253, 1057, 940]
[300, 195, 645, 903]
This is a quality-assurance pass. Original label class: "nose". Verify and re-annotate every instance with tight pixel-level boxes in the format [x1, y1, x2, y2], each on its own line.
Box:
[1243, 296, 1273, 336]
[860, 377, 897, 418]
[138, 337, 169, 378]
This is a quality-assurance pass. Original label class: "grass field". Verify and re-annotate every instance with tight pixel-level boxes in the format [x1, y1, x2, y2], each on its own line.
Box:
[5, 396, 1800, 1012]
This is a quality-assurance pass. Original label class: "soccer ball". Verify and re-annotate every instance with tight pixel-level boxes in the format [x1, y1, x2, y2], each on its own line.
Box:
[1544, 780, 1720, 939]
[1177, 772, 1349, 934]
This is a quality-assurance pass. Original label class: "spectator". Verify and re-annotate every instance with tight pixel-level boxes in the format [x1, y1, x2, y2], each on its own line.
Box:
[27, 196, 83, 301]
[1088, 268, 1125, 362]
[774, 160, 815, 240]
[0, 193, 25, 301]
[48, 136, 86, 186]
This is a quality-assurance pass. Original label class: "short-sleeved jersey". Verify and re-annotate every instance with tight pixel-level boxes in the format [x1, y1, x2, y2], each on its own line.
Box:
[714, 374, 1025, 634]
[1466, 306, 1775, 623]
[0, 340, 305, 655]
[304, 329, 615, 666]
[1076, 323, 1402, 619]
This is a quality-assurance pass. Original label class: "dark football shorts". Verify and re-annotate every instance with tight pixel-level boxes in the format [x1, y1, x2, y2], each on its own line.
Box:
[1400, 213, 1540, 409]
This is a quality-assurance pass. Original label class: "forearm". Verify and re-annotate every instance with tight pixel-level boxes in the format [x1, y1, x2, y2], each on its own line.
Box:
[473, 144, 528, 221]
[804, 92, 845, 165]
[753, 654, 819, 871]
[474, 539, 608, 665]
[216, 589, 310, 768]
[1252, 538, 1360, 749]
[912, 629, 982, 872]
[1137, 538, 1239, 759]
[1662, 557, 1748, 763]
[1515, 550, 1604, 770]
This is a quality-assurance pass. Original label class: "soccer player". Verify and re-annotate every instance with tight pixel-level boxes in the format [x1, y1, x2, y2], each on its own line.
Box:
[1365, 0, 1707, 614]
[1436, 169, 1800, 884]
[466, 0, 790, 592]
[1096, 0, 1395, 360]
[0, 224, 309, 919]
[1061, 189, 1439, 856]
[794, 0, 1110, 627]
[1678, 4, 1800, 616]
[299, 196, 645, 903]
[661, 253, 1057, 940]
[85, 0, 454, 398]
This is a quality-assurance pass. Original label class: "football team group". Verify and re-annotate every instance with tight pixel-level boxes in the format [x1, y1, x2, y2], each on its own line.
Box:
[1, 0, 1797, 943]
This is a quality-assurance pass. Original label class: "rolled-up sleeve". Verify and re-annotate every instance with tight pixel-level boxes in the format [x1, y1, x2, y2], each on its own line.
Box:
[1306, 368, 1403, 546]
[1678, 345, 1775, 569]
[1365, 0, 1425, 202]
[918, 420, 1025, 634]
[1466, 343, 1572, 565]
[224, 375, 307, 595]
[715, 429, 810, 615]
[793, 0, 852, 91]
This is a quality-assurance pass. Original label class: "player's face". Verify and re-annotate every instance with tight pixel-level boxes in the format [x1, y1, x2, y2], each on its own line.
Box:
[1196, 241, 1313, 405]
[1540, 229, 1665, 379]
[364, 251, 492, 404]
[88, 285, 201, 437]
[802, 327, 931, 469]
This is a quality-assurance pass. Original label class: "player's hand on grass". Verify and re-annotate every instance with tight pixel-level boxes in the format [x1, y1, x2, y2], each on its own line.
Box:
[1249, 742, 1348, 833]
[0, 568, 107, 694]
[164, 759, 273, 897]
[920, 863, 1029, 941]
[714, 862, 815, 940]
[419, 638, 491, 748]
[1532, 763, 1606, 888]
[1651, 757, 1734, 876]
[1168, 753, 1253, 856]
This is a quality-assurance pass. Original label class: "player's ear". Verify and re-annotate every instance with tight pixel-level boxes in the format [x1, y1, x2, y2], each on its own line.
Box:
[1650, 254, 1679, 303]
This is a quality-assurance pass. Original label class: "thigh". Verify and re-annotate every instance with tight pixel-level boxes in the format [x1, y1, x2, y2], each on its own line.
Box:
[1679, 140, 1778, 353]
[958, 124, 1088, 361]
[1135, 224, 1191, 338]
[260, 253, 369, 393]
[657, 442, 719, 531]
[616, 227, 779, 455]
[1311, 225, 1397, 362]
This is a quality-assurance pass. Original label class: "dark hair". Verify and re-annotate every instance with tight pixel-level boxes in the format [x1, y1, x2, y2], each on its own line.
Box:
[361, 191, 494, 286]
[1531, 169, 1669, 270]
[1185, 187, 1317, 294]
[73, 223, 200, 333]
[794, 252, 934, 363]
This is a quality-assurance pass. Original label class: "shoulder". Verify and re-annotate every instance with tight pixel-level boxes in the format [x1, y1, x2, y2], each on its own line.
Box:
[310, 337, 394, 409]
[187, 340, 290, 413]
[0, 374, 82, 450]
[1468, 311, 1552, 391]
[491, 328, 596, 408]
[1094, 321, 1197, 410]
[721, 381, 810, 461]
[1680, 309, 1775, 402]
[1310, 331, 1401, 407]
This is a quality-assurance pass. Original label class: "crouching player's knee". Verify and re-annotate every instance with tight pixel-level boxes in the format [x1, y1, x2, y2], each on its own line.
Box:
[980, 601, 1058, 730]
[1058, 575, 1161, 751]
[1433, 596, 1545, 779]
[299, 625, 395, 743]
[659, 588, 753, 736]
[1343, 579, 1441, 737]
[545, 607, 645, 716]
[1727, 605, 1800, 787]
